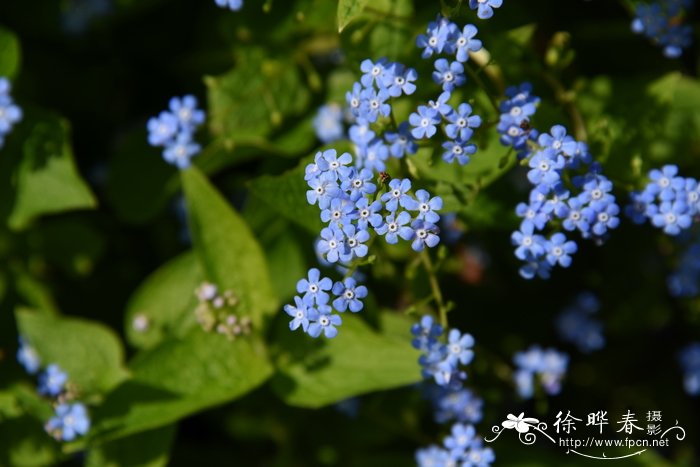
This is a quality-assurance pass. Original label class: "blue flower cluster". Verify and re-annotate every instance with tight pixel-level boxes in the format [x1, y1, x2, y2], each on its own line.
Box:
[411, 316, 475, 389]
[631, 0, 693, 58]
[509, 120, 620, 279]
[284, 269, 367, 338]
[497, 82, 539, 159]
[147, 95, 205, 169]
[679, 342, 700, 395]
[306, 149, 443, 262]
[0, 77, 23, 149]
[344, 57, 419, 171]
[16, 338, 91, 442]
[413, 17, 484, 166]
[668, 238, 700, 297]
[555, 292, 605, 353]
[426, 385, 484, 425]
[469, 0, 504, 19]
[513, 346, 569, 399]
[416, 422, 495, 466]
[627, 165, 699, 235]
[214, 0, 243, 11]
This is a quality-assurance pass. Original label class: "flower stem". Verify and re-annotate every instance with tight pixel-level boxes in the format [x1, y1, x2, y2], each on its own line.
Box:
[420, 250, 448, 328]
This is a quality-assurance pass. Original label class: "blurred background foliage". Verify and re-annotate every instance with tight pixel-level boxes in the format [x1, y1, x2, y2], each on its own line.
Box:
[0, 0, 699, 465]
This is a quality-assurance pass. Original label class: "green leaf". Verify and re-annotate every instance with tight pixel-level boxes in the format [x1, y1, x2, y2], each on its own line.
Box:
[337, 0, 369, 32]
[15, 308, 129, 395]
[0, 416, 61, 467]
[248, 162, 324, 235]
[206, 48, 310, 140]
[181, 167, 277, 329]
[0, 26, 21, 79]
[85, 425, 176, 467]
[125, 251, 204, 350]
[271, 313, 421, 408]
[7, 114, 97, 230]
[89, 331, 273, 443]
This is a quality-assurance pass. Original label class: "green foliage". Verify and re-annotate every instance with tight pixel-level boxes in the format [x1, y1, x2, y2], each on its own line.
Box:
[15, 308, 129, 395]
[182, 167, 278, 329]
[89, 330, 273, 443]
[85, 425, 176, 467]
[272, 313, 421, 408]
[206, 48, 310, 141]
[124, 251, 203, 350]
[0, 26, 21, 79]
[4, 113, 97, 230]
[337, 0, 369, 32]
[248, 161, 324, 235]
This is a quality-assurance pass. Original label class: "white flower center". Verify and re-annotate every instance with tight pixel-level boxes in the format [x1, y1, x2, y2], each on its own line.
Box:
[417, 229, 428, 239]
[523, 237, 533, 246]
[598, 213, 609, 222]
[344, 290, 355, 299]
[659, 177, 670, 188]
[444, 72, 454, 82]
[309, 284, 318, 293]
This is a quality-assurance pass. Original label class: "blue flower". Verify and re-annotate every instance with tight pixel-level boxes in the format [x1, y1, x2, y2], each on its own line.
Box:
[445, 103, 481, 139]
[313, 104, 345, 144]
[214, 0, 243, 10]
[162, 133, 201, 170]
[429, 386, 483, 424]
[307, 308, 342, 338]
[515, 202, 550, 231]
[544, 233, 577, 268]
[17, 338, 41, 374]
[445, 329, 475, 366]
[341, 168, 376, 200]
[317, 225, 346, 263]
[375, 211, 414, 244]
[384, 122, 418, 158]
[360, 58, 388, 88]
[527, 149, 565, 187]
[414, 189, 443, 223]
[469, 0, 503, 19]
[586, 201, 620, 237]
[296, 268, 333, 305]
[320, 197, 354, 226]
[411, 220, 441, 252]
[45, 403, 90, 441]
[538, 125, 578, 159]
[416, 445, 452, 467]
[285, 296, 312, 332]
[340, 224, 370, 261]
[651, 201, 692, 235]
[411, 315, 443, 351]
[169, 95, 206, 130]
[38, 364, 68, 397]
[511, 222, 546, 261]
[306, 173, 340, 209]
[147, 111, 178, 147]
[382, 63, 418, 97]
[648, 165, 685, 201]
[409, 105, 440, 139]
[346, 82, 364, 118]
[513, 346, 568, 398]
[0, 79, 22, 148]
[416, 16, 457, 58]
[356, 139, 390, 172]
[443, 423, 476, 457]
[358, 86, 391, 123]
[452, 24, 482, 62]
[381, 178, 419, 212]
[354, 198, 384, 230]
[332, 278, 368, 312]
[428, 91, 454, 117]
[432, 59, 466, 92]
[442, 138, 477, 165]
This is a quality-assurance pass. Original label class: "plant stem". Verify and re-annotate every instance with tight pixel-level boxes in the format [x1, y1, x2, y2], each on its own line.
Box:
[420, 250, 448, 328]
